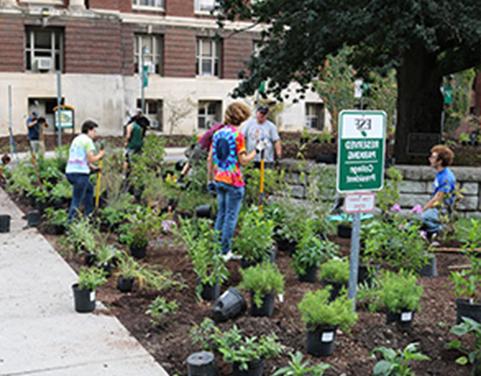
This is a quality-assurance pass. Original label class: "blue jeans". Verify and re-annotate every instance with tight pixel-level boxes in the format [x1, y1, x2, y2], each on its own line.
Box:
[421, 208, 441, 233]
[215, 182, 245, 254]
[66, 173, 94, 222]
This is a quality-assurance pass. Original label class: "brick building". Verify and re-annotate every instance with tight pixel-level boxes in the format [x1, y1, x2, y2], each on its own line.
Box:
[0, 0, 325, 136]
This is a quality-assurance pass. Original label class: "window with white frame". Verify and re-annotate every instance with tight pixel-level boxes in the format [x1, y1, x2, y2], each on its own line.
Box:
[305, 103, 324, 130]
[198, 101, 222, 130]
[136, 99, 163, 131]
[25, 28, 63, 72]
[195, 0, 217, 13]
[132, 0, 164, 10]
[196, 38, 221, 77]
[134, 34, 162, 75]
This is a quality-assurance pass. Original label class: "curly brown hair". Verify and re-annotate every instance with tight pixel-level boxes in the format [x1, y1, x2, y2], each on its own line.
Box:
[223, 102, 251, 126]
[431, 144, 454, 167]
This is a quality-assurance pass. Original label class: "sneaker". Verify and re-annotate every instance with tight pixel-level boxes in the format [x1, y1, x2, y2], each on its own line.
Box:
[222, 251, 234, 262]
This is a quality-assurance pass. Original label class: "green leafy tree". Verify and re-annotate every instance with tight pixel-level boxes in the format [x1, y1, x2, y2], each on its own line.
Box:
[217, 1, 481, 162]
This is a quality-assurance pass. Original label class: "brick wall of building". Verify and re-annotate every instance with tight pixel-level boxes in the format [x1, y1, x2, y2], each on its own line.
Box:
[164, 27, 196, 77]
[65, 19, 123, 74]
[0, 15, 24, 72]
[121, 23, 134, 75]
[223, 32, 254, 80]
[165, 0, 194, 18]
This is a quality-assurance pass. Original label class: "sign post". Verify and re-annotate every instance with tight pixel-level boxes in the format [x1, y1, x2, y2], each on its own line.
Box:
[337, 110, 386, 310]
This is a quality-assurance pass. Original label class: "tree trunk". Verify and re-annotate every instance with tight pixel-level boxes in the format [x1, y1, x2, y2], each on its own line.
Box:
[473, 70, 481, 116]
[394, 45, 443, 164]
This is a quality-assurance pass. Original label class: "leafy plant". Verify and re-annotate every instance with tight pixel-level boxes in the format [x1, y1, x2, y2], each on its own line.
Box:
[49, 178, 72, 202]
[450, 255, 481, 300]
[275, 202, 310, 245]
[292, 229, 339, 277]
[448, 317, 481, 372]
[239, 262, 285, 308]
[78, 267, 107, 291]
[118, 207, 163, 248]
[146, 297, 178, 326]
[115, 252, 143, 279]
[139, 267, 183, 292]
[319, 258, 350, 284]
[234, 207, 274, 262]
[100, 193, 137, 229]
[273, 351, 330, 376]
[376, 167, 403, 214]
[378, 270, 423, 313]
[43, 208, 68, 228]
[95, 244, 120, 267]
[243, 164, 287, 205]
[65, 217, 99, 254]
[297, 288, 358, 332]
[372, 343, 430, 376]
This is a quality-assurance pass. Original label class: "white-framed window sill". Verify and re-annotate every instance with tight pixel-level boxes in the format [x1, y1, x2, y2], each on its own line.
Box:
[20, 0, 64, 5]
[194, 10, 216, 16]
[196, 75, 220, 80]
[132, 5, 165, 12]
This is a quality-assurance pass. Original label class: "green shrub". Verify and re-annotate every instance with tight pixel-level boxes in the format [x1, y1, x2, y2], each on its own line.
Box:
[78, 267, 107, 291]
[275, 203, 309, 244]
[116, 252, 143, 279]
[297, 289, 357, 332]
[66, 217, 99, 254]
[234, 207, 274, 262]
[378, 270, 423, 313]
[146, 297, 178, 326]
[43, 208, 68, 228]
[273, 351, 330, 376]
[292, 232, 338, 277]
[372, 343, 430, 376]
[319, 258, 349, 284]
[450, 255, 481, 300]
[239, 262, 285, 308]
[49, 178, 72, 202]
[449, 317, 481, 371]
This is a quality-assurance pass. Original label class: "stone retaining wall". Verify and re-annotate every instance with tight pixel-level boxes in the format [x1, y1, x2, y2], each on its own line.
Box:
[278, 160, 481, 217]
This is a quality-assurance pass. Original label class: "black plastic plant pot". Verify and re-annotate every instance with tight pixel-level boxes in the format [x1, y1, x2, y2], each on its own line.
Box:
[0, 215, 11, 233]
[200, 282, 221, 302]
[212, 287, 247, 322]
[240, 258, 258, 269]
[72, 283, 96, 313]
[187, 351, 217, 376]
[276, 238, 297, 255]
[337, 224, 351, 239]
[386, 310, 415, 328]
[130, 244, 147, 259]
[84, 252, 97, 267]
[306, 326, 337, 357]
[419, 255, 438, 278]
[456, 299, 481, 324]
[358, 264, 371, 285]
[117, 276, 135, 293]
[27, 210, 42, 227]
[47, 224, 65, 236]
[195, 204, 212, 219]
[232, 359, 265, 376]
[250, 292, 275, 317]
[325, 282, 344, 302]
[299, 265, 318, 283]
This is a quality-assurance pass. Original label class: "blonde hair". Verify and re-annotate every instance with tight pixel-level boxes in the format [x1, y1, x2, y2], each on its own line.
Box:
[224, 102, 251, 126]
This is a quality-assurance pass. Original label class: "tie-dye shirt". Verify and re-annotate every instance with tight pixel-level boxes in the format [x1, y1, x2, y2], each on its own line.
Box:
[212, 125, 246, 187]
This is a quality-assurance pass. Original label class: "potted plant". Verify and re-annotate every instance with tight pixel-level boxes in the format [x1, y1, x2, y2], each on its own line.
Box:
[115, 252, 142, 293]
[450, 255, 481, 324]
[448, 317, 481, 376]
[275, 204, 308, 254]
[43, 208, 68, 235]
[234, 207, 275, 266]
[72, 267, 107, 313]
[94, 244, 120, 277]
[292, 232, 339, 283]
[273, 351, 330, 375]
[372, 343, 430, 376]
[318, 258, 350, 300]
[178, 219, 229, 301]
[298, 289, 358, 357]
[378, 270, 423, 328]
[239, 262, 285, 317]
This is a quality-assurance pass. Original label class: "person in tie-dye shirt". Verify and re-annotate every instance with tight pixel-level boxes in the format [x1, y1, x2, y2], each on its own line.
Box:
[207, 102, 265, 260]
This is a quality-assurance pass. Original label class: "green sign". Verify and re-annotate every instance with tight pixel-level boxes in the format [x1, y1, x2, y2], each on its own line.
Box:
[443, 83, 453, 106]
[337, 110, 386, 193]
[142, 65, 149, 88]
[55, 108, 74, 129]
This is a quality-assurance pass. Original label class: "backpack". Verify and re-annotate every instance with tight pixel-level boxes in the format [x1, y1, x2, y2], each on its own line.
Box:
[198, 123, 225, 151]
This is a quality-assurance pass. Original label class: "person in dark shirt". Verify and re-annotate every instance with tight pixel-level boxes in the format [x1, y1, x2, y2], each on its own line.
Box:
[26, 111, 46, 155]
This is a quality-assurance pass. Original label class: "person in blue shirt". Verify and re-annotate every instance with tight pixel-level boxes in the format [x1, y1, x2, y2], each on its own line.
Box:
[422, 145, 456, 234]
[26, 111, 46, 155]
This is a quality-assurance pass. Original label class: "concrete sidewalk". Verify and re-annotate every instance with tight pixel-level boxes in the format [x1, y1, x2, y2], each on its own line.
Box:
[0, 189, 169, 376]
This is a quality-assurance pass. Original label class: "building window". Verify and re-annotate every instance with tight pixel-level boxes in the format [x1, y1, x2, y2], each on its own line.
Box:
[25, 28, 63, 72]
[305, 103, 324, 130]
[194, 0, 217, 13]
[132, 0, 164, 10]
[198, 101, 222, 130]
[137, 99, 163, 132]
[134, 35, 162, 75]
[196, 38, 221, 77]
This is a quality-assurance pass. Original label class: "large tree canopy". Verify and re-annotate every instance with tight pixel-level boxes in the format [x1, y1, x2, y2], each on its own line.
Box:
[218, 0, 481, 162]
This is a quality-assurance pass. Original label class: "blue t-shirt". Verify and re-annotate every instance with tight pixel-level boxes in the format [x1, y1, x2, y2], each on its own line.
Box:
[26, 116, 39, 141]
[433, 167, 456, 207]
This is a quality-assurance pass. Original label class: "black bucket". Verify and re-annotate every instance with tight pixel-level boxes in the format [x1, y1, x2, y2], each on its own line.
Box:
[232, 359, 264, 376]
[456, 299, 481, 324]
[195, 205, 212, 219]
[117, 277, 135, 293]
[0, 215, 11, 233]
[298, 265, 318, 283]
[386, 310, 415, 328]
[27, 210, 42, 227]
[306, 326, 337, 357]
[187, 351, 217, 376]
[200, 282, 221, 302]
[72, 283, 96, 313]
[250, 292, 275, 317]
[130, 244, 147, 259]
[419, 255, 438, 278]
[337, 224, 351, 239]
[212, 287, 247, 322]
